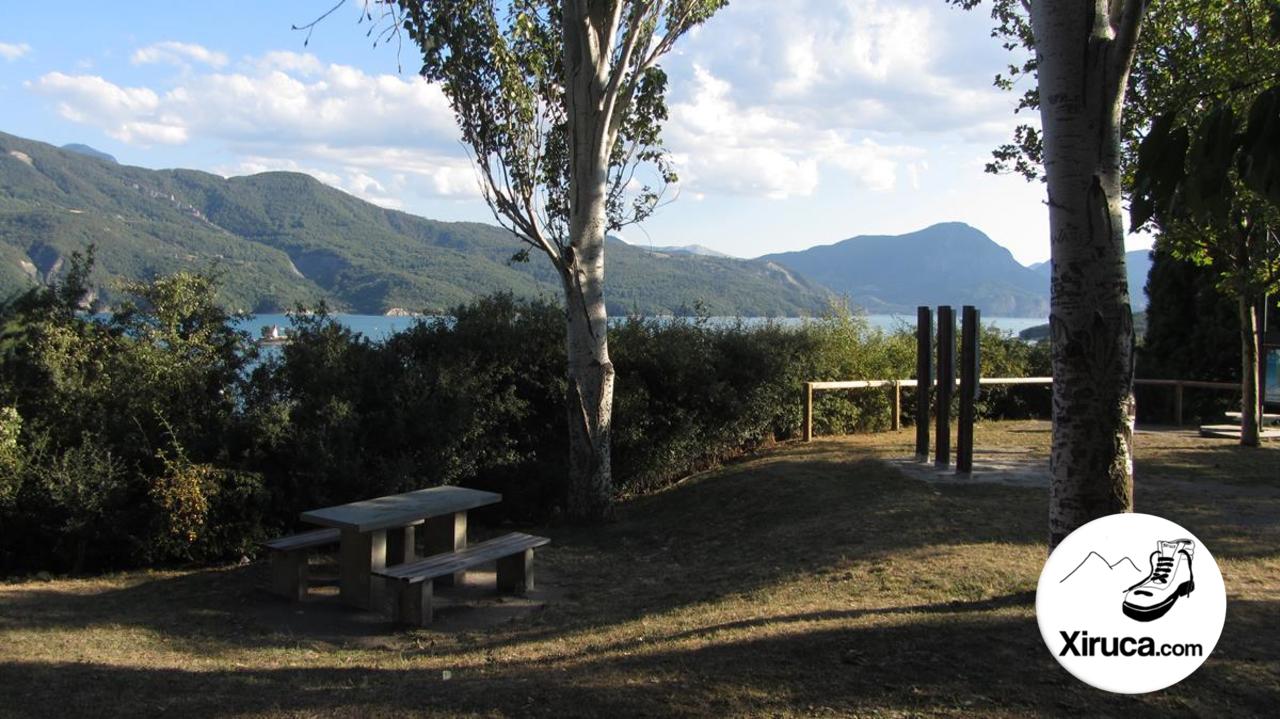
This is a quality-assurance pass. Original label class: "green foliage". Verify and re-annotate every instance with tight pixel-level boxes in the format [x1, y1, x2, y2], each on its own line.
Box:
[1239, 87, 1280, 206]
[18, 433, 132, 573]
[148, 443, 268, 562]
[1, 261, 1052, 571]
[972, 325, 1052, 420]
[1130, 100, 1280, 306]
[1138, 245, 1242, 423]
[245, 294, 569, 520]
[610, 316, 819, 492]
[0, 406, 20, 507]
[0, 262, 264, 572]
[1124, 3, 1280, 445]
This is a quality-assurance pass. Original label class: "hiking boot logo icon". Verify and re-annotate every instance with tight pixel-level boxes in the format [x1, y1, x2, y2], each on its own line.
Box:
[1122, 539, 1195, 623]
[1038, 514, 1226, 694]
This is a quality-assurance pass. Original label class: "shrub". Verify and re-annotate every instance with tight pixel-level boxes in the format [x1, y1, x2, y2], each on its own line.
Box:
[244, 295, 569, 522]
[1, 258, 1056, 572]
[0, 259, 266, 572]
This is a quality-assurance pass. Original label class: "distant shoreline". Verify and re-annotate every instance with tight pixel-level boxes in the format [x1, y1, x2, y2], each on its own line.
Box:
[237, 313, 1049, 342]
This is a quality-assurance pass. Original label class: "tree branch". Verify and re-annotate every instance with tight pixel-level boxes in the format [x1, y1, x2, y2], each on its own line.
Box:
[1107, 0, 1148, 103]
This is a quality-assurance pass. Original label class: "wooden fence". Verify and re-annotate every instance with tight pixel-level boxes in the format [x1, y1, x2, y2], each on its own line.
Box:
[802, 377, 1239, 441]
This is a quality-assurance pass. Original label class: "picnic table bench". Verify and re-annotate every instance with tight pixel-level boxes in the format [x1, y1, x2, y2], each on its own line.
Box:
[260, 528, 340, 600]
[375, 532, 550, 625]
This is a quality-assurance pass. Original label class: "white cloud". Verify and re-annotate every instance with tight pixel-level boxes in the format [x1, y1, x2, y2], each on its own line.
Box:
[113, 120, 189, 145]
[649, 0, 1027, 204]
[132, 41, 228, 68]
[28, 72, 161, 123]
[0, 42, 31, 61]
[668, 0, 1026, 138]
[32, 50, 457, 148]
[665, 65, 921, 198]
[255, 50, 324, 76]
[27, 50, 472, 198]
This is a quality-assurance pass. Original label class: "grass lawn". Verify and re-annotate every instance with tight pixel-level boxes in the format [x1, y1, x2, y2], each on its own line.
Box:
[1, 420, 1277, 717]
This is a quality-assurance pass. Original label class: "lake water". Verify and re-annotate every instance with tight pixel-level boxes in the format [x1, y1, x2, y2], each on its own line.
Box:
[239, 313, 1048, 342]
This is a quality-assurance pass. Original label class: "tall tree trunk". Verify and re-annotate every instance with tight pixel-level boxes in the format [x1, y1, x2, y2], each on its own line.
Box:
[1033, 0, 1145, 549]
[1239, 296, 1261, 447]
[562, 181, 615, 521]
[561, 2, 617, 522]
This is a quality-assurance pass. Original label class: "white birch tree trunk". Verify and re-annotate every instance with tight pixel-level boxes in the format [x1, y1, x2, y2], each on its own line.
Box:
[1032, 0, 1145, 549]
[560, 2, 618, 521]
[562, 182, 615, 521]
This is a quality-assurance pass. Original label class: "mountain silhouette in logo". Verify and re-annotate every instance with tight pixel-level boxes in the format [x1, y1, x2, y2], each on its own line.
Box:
[1059, 551, 1144, 585]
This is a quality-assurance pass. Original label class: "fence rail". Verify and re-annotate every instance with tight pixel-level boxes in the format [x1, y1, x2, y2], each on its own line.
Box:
[802, 376, 1240, 441]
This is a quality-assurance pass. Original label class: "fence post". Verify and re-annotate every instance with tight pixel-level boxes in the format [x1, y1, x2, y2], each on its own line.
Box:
[803, 382, 814, 442]
[957, 306, 979, 473]
[935, 306, 955, 468]
[1174, 382, 1184, 427]
[915, 306, 932, 461]
[891, 381, 901, 430]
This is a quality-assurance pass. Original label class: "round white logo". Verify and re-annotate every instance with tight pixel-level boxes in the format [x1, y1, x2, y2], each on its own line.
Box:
[1036, 512, 1226, 694]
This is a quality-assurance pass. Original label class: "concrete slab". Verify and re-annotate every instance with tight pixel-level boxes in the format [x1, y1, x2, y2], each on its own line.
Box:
[1199, 424, 1280, 439]
[887, 452, 1049, 488]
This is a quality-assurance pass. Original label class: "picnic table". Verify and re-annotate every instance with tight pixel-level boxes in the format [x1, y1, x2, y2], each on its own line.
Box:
[300, 486, 501, 609]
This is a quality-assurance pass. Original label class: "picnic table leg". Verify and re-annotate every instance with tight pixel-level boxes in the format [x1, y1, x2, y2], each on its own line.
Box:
[386, 525, 416, 566]
[269, 549, 308, 601]
[396, 580, 433, 626]
[423, 511, 467, 586]
[496, 549, 535, 595]
[339, 528, 387, 610]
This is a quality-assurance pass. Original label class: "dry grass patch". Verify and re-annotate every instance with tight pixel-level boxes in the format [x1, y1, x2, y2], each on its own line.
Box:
[1, 421, 1277, 717]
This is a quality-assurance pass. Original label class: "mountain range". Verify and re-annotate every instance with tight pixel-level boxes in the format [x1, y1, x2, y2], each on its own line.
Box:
[0, 131, 830, 316]
[760, 223, 1054, 316]
[1, 130, 1155, 318]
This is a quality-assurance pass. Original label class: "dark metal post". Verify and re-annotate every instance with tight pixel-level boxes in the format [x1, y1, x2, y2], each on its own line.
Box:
[915, 306, 932, 461]
[935, 305, 954, 468]
[957, 305, 980, 473]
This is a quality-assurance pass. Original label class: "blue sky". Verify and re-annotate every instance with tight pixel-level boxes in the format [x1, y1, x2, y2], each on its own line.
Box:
[1, 1, 1153, 265]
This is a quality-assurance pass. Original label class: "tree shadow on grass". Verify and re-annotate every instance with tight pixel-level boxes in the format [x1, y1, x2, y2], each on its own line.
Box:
[1137, 443, 1280, 489]
[1134, 454, 1280, 562]
[2, 595, 1274, 717]
[2, 446, 1051, 651]
[1, 439, 1274, 670]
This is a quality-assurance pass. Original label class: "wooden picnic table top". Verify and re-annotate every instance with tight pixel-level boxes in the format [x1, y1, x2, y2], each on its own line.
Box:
[300, 486, 501, 534]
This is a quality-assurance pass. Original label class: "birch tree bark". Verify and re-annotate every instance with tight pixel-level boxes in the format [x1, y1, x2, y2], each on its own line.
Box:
[562, 7, 616, 516]
[1031, 0, 1148, 548]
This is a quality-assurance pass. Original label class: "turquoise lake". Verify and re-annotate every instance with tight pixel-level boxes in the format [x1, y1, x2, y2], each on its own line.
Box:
[238, 313, 1048, 342]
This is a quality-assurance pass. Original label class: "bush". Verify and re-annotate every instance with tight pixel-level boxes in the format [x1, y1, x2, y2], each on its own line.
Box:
[0, 256, 265, 572]
[245, 294, 568, 522]
[973, 326, 1053, 420]
[1, 259, 1055, 572]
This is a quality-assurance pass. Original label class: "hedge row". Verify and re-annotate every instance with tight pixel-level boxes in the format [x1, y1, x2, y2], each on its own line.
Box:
[0, 266, 1049, 573]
